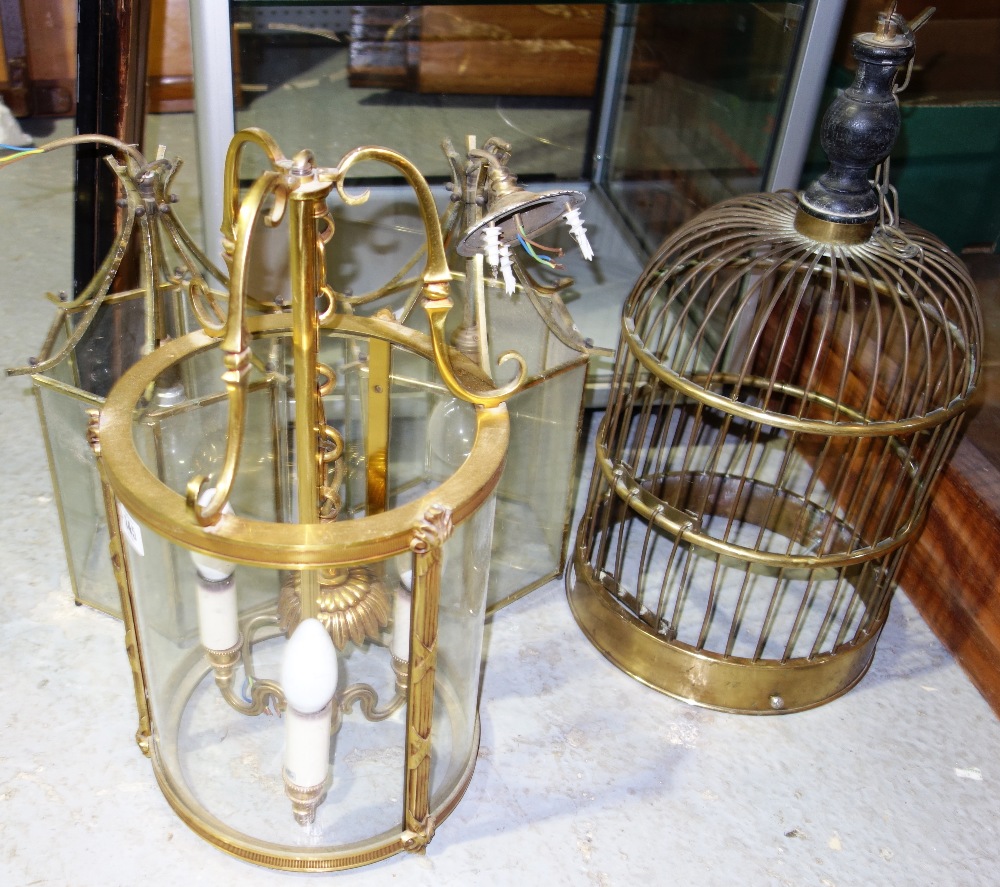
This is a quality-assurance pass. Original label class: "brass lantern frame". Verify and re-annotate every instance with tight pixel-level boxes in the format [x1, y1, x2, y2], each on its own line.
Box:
[91, 127, 512, 870]
[95, 313, 509, 869]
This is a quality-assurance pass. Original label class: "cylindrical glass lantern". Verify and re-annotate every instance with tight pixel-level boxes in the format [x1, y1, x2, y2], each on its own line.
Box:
[92, 130, 511, 870]
[568, 11, 982, 713]
[96, 313, 508, 869]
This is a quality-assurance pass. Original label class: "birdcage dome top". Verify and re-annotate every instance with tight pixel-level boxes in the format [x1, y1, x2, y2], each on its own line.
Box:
[620, 191, 981, 434]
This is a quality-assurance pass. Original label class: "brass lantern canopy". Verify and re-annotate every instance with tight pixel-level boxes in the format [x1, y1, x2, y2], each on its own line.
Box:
[568, 10, 982, 713]
[93, 130, 510, 870]
[338, 135, 593, 614]
[4, 136, 228, 616]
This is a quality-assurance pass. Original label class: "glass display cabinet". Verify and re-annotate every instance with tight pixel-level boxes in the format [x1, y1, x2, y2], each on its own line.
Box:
[186, 1, 843, 384]
[14, 2, 846, 626]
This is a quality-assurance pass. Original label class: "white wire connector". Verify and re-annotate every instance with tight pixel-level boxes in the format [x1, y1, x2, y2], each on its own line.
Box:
[563, 207, 594, 261]
[483, 223, 502, 274]
[498, 243, 516, 295]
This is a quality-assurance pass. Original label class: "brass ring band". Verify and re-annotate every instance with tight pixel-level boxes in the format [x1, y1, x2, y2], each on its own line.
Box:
[98, 313, 509, 570]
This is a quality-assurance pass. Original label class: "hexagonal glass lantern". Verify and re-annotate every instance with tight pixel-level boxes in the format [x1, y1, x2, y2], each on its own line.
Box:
[11, 139, 227, 616]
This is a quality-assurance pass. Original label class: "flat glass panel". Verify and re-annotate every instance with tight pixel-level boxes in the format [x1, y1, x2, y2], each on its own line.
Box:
[605, 2, 805, 253]
[488, 362, 587, 608]
[33, 381, 114, 613]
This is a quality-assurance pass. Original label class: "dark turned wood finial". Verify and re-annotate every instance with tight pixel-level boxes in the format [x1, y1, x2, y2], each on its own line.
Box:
[798, 4, 917, 227]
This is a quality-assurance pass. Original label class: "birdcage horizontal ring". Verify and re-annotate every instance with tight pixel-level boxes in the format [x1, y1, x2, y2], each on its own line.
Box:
[623, 321, 972, 436]
[568, 554, 884, 714]
[596, 446, 918, 570]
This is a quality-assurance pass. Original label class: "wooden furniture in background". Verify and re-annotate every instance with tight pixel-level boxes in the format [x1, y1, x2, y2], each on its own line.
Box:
[418, 5, 605, 97]
[0, 0, 29, 115]
[348, 4, 606, 97]
[899, 438, 1000, 715]
[0, 0, 75, 116]
[899, 255, 1000, 717]
[22, 0, 75, 115]
[0, 0, 193, 117]
[147, 0, 193, 112]
[753, 249, 1000, 716]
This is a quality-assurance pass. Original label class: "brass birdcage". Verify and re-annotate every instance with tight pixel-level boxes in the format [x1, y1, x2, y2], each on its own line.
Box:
[568, 8, 982, 713]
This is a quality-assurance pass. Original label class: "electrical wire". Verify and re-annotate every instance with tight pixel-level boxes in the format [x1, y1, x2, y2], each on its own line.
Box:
[0, 145, 42, 162]
[515, 219, 564, 270]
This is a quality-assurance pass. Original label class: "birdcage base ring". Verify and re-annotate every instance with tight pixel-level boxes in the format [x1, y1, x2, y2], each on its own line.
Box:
[567, 553, 886, 714]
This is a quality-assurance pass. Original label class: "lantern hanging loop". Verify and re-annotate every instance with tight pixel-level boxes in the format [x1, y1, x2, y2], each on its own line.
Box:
[187, 168, 284, 525]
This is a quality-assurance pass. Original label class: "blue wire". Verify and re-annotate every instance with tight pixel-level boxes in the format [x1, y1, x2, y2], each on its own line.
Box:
[516, 232, 556, 267]
[515, 218, 561, 267]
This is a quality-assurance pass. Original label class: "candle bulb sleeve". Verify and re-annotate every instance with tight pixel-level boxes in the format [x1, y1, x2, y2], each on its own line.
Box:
[189, 489, 237, 581]
[196, 575, 239, 651]
[283, 702, 334, 790]
[390, 571, 413, 662]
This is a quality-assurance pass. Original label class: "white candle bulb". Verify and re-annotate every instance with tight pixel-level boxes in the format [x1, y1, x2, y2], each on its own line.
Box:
[563, 207, 594, 261]
[196, 575, 239, 652]
[482, 223, 501, 274]
[190, 548, 236, 583]
[281, 618, 339, 792]
[498, 243, 516, 295]
[281, 618, 339, 714]
[390, 570, 413, 662]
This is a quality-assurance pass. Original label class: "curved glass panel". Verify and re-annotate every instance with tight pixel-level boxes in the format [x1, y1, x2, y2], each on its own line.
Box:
[106, 323, 503, 868]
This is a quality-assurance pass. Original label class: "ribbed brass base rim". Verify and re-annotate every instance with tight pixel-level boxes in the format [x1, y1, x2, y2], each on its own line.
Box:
[150, 716, 481, 872]
[567, 548, 886, 715]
